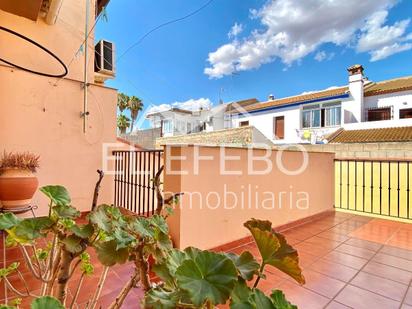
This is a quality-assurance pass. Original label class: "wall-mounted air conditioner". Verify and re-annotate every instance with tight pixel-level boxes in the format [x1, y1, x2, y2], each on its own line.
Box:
[94, 40, 115, 77]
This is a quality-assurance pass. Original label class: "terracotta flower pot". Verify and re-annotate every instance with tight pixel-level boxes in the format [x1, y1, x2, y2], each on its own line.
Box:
[0, 169, 38, 209]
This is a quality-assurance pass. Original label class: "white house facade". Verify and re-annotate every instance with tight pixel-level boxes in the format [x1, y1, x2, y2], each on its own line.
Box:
[229, 65, 412, 144]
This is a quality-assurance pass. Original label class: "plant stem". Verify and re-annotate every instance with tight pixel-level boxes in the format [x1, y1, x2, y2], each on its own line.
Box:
[45, 247, 61, 295]
[136, 244, 151, 291]
[87, 266, 109, 309]
[55, 249, 74, 305]
[253, 263, 266, 288]
[107, 270, 140, 309]
[69, 272, 85, 309]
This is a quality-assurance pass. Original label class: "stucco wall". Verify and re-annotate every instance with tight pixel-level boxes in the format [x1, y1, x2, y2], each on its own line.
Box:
[164, 145, 335, 249]
[0, 0, 118, 215]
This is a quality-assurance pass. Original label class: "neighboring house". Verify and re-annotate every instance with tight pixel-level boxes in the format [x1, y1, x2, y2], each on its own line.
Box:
[0, 0, 120, 215]
[145, 98, 258, 137]
[229, 65, 412, 144]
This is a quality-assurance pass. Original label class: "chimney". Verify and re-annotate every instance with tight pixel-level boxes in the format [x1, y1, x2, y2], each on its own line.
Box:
[346, 64, 364, 123]
[268, 94, 275, 100]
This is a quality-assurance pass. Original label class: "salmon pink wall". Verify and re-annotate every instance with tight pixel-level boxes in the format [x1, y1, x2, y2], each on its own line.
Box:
[0, 1, 119, 215]
[164, 145, 335, 249]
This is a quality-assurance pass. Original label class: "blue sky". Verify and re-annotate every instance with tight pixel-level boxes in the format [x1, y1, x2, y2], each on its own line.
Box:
[96, 0, 412, 121]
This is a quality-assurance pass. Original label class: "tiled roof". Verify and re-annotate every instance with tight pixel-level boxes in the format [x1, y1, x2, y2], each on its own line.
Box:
[364, 76, 412, 97]
[328, 126, 412, 143]
[229, 86, 348, 114]
[225, 98, 259, 113]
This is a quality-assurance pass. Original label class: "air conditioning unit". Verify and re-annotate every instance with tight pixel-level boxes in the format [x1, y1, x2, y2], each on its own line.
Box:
[94, 40, 115, 82]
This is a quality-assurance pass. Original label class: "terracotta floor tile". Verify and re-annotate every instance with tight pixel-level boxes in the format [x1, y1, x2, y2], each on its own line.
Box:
[344, 237, 382, 252]
[380, 245, 412, 261]
[372, 253, 412, 272]
[350, 271, 408, 301]
[304, 236, 342, 250]
[404, 287, 412, 306]
[323, 251, 368, 269]
[335, 284, 400, 309]
[296, 270, 345, 298]
[277, 280, 330, 309]
[295, 242, 331, 258]
[335, 243, 376, 259]
[325, 301, 352, 309]
[317, 231, 350, 242]
[254, 270, 285, 293]
[362, 260, 412, 285]
[309, 259, 358, 282]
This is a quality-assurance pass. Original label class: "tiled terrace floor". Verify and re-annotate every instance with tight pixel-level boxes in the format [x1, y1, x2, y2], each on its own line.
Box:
[1, 211, 412, 308]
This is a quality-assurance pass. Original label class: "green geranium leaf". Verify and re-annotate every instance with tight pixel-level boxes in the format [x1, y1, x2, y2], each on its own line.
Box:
[89, 204, 112, 232]
[175, 250, 237, 306]
[150, 215, 169, 234]
[40, 186, 71, 206]
[130, 217, 154, 238]
[0, 213, 21, 230]
[8, 217, 54, 243]
[95, 240, 129, 266]
[165, 249, 187, 277]
[230, 280, 253, 309]
[112, 227, 135, 250]
[250, 289, 275, 308]
[225, 252, 259, 281]
[53, 205, 80, 219]
[31, 296, 64, 309]
[0, 262, 20, 278]
[266, 232, 305, 284]
[0, 305, 16, 309]
[270, 290, 297, 309]
[155, 232, 173, 251]
[144, 287, 179, 309]
[61, 235, 85, 254]
[71, 224, 94, 239]
[244, 219, 305, 284]
[244, 219, 280, 265]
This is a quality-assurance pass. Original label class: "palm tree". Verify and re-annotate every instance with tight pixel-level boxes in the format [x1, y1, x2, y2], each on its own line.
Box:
[117, 114, 131, 134]
[128, 96, 143, 133]
[117, 93, 129, 113]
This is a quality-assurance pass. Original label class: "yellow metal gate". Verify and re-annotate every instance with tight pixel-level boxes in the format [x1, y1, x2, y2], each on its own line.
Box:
[334, 159, 412, 220]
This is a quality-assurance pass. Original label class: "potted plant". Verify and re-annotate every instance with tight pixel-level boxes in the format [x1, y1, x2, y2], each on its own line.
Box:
[0, 151, 40, 209]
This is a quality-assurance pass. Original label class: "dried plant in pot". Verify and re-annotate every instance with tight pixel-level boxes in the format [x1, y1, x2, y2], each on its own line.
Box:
[0, 151, 40, 209]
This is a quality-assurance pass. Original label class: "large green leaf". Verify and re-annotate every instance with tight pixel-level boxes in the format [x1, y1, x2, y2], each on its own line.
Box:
[94, 240, 129, 266]
[270, 290, 297, 309]
[31, 296, 64, 309]
[40, 186, 71, 206]
[112, 227, 135, 250]
[8, 217, 54, 243]
[0, 213, 21, 230]
[53, 205, 80, 219]
[266, 232, 305, 284]
[225, 252, 259, 281]
[89, 204, 112, 232]
[230, 280, 254, 309]
[71, 224, 94, 239]
[249, 289, 275, 309]
[175, 250, 237, 306]
[244, 219, 305, 284]
[61, 235, 85, 254]
[150, 215, 169, 234]
[244, 219, 280, 264]
[144, 288, 179, 309]
[129, 217, 154, 238]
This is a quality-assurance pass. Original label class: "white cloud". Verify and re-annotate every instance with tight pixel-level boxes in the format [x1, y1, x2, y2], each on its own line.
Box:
[146, 98, 212, 115]
[370, 42, 412, 61]
[357, 10, 411, 60]
[228, 23, 244, 38]
[205, 0, 412, 78]
[314, 51, 335, 62]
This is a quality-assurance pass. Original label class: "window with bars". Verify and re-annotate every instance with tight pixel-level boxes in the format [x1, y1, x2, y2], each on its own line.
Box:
[367, 107, 392, 121]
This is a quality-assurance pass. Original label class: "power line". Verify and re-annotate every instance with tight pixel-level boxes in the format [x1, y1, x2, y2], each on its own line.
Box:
[117, 0, 215, 62]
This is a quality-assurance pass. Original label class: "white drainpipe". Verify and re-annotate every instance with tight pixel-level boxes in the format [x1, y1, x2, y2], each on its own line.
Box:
[45, 0, 64, 25]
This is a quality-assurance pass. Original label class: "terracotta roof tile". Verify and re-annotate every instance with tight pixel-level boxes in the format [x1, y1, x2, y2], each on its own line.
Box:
[328, 126, 412, 143]
[364, 76, 412, 97]
[230, 87, 348, 114]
